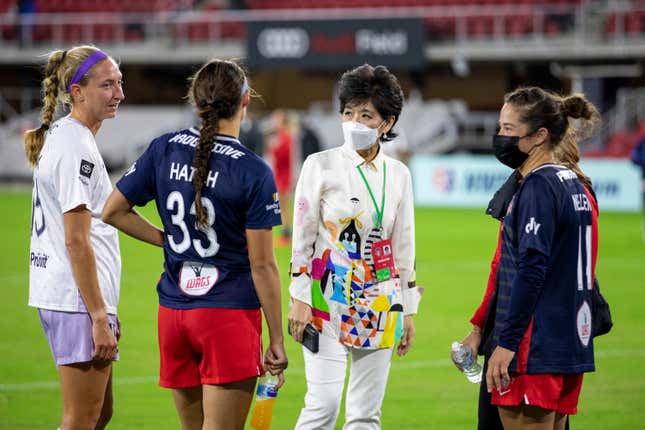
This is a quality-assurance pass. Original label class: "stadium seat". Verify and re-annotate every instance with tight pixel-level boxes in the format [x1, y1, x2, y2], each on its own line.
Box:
[605, 13, 618, 34]
[544, 20, 561, 36]
[505, 15, 533, 37]
[1, 0, 638, 45]
[92, 23, 116, 43]
[467, 16, 494, 38]
[625, 14, 642, 35]
[34, 0, 179, 13]
[221, 22, 246, 39]
[63, 24, 83, 42]
[33, 24, 52, 41]
[187, 21, 211, 41]
[0, 0, 15, 13]
[587, 128, 645, 159]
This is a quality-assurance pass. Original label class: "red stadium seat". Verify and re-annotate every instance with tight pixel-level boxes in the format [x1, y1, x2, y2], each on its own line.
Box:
[1, 23, 16, 41]
[467, 16, 494, 38]
[92, 23, 115, 42]
[544, 21, 561, 36]
[35, 0, 55, 12]
[221, 22, 246, 39]
[638, 122, 645, 137]
[35, 0, 180, 13]
[506, 15, 532, 36]
[625, 14, 642, 35]
[4, 0, 637, 45]
[588, 131, 642, 159]
[33, 24, 52, 41]
[63, 24, 83, 42]
[187, 21, 210, 41]
[605, 13, 618, 34]
[0, 0, 16, 14]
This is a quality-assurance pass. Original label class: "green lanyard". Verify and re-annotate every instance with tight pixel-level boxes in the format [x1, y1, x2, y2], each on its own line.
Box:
[357, 161, 386, 229]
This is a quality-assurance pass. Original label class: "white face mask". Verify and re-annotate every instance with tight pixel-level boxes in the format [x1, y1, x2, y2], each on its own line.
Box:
[342, 121, 383, 151]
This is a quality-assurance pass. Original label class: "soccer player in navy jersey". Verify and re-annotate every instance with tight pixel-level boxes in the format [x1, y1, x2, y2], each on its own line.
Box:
[483, 87, 601, 430]
[102, 59, 287, 430]
[457, 137, 597, 430]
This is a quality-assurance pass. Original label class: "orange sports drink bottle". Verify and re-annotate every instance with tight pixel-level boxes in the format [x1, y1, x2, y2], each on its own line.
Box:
[250, 373, 279, 430]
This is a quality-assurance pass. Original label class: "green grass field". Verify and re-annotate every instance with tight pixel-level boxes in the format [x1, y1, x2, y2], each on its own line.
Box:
[1, 188, 644, 429]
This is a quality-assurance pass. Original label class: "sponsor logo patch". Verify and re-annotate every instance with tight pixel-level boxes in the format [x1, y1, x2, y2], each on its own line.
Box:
[80, 159, 95, 179]
[265, 193, 281, 214]
[124, 162, 136, 176]
[576, 300, 592, 347]
[524, 217, 541, 235]
[30, 251, 50, 268]
[178, 262, 218, 296]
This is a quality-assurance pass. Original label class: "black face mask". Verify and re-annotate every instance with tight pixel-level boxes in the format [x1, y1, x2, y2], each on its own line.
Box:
[492, 134, 528, 169]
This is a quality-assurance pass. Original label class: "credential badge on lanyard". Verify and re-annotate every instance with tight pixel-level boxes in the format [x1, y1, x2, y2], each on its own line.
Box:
[357, 162, 394, 282]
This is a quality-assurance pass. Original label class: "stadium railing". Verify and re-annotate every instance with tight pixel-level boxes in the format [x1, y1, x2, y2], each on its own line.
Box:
[0, 3, 643, 61]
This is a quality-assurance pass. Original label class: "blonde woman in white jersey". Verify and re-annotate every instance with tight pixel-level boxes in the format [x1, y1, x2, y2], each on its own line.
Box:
[24, 45, 128, 430]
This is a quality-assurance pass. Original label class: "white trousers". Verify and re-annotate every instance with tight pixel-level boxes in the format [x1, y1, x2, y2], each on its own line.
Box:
[294, 333, 393, 430]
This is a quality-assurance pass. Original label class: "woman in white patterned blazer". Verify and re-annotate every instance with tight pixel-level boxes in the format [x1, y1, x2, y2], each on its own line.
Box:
[288, 63, 424, 430]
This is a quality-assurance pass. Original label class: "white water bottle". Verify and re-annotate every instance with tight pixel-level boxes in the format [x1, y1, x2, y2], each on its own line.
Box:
[451, 341, 483, 384]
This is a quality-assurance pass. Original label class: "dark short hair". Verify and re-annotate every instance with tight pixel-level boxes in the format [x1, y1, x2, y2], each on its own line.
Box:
[338, 64, 404, 142]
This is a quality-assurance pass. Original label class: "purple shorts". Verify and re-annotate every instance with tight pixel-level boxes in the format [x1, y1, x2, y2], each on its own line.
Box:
[38, 309, 120, 366]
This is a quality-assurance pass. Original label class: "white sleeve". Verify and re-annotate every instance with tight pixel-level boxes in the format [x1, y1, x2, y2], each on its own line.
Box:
[288, 156, 323, 306]
[52, 133, 98, 213]
[391, 166, 423, 315]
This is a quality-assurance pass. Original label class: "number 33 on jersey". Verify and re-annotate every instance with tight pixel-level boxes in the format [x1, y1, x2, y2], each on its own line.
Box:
[116, 129, 282, 310]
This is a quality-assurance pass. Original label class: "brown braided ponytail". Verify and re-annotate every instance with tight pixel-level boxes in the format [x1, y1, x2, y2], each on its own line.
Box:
[187, 59, 247, 227]
[24, 45, 110, 167]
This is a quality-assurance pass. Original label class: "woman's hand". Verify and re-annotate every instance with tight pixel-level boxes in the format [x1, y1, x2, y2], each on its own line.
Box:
[288, 299, 312, 343]
[396, 315, 415, 356]
[486, 345, 515, 393]
[452, 326, 481, 370]
[264, 342, 288, 389]
[91, 312, 118, 361]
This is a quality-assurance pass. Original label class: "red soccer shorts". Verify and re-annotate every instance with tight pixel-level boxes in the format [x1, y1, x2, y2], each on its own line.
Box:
[491, 373, 584, 415]
[158, 305, 263, 388]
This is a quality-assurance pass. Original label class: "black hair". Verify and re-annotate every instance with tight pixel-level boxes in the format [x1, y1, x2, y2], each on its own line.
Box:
[338, 64, 404, 142]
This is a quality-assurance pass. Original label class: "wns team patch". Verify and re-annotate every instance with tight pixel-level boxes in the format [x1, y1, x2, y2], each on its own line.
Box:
[80, 159, 95, 178]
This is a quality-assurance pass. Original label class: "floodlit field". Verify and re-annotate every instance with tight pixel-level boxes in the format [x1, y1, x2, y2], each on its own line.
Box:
[1, 189, 643, 429]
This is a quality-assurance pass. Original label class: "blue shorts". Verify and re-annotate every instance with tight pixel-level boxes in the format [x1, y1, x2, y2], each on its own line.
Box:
[38, 309, 119, 366]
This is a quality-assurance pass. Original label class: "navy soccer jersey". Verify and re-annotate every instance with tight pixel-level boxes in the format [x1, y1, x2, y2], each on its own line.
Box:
[117, 129, 282, 309]
[494, 164, 596, 374]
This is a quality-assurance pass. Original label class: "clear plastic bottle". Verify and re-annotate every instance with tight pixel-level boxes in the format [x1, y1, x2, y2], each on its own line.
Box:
[250, 373, 279, 430]
[451, 341, 483, 384]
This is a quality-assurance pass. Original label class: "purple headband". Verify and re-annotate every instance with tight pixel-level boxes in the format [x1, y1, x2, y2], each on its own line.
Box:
[67, 50, 108, 93]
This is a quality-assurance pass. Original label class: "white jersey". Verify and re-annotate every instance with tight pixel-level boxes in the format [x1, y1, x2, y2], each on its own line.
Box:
[28, 116, 121, 314]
